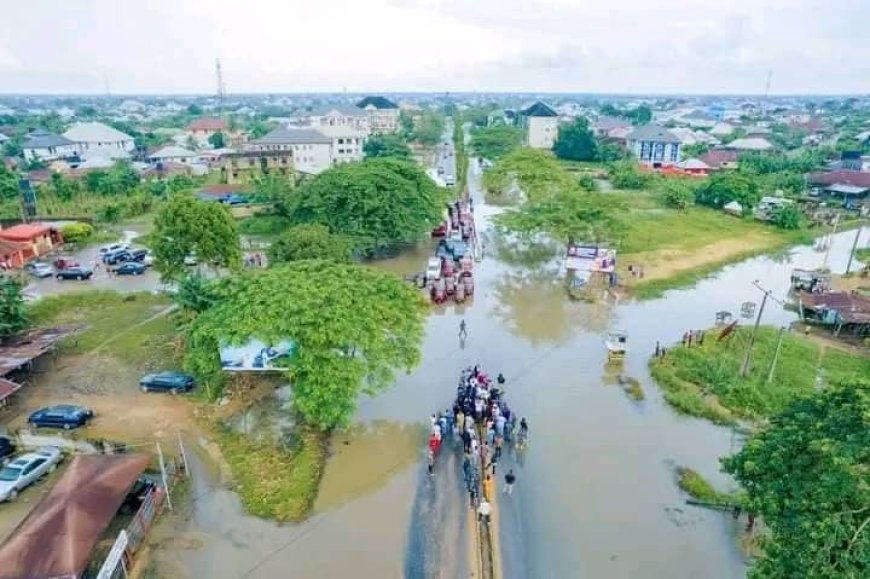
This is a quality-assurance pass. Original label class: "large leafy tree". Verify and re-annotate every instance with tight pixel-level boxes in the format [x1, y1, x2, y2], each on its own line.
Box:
[0, 165, 18, 200]
[411, 111, 445, 146]
[186, 261, 427, 428]
[287, 158, 446, 253]
[207, 131, 226, 149]
[695, 171, 761, 210]
[363, 134, 412, 160]
[553, 117, 598, 161]
[0, 277, 28, 343]
[267, 224, 352, 264]
[152, 194, 242, 280]
[470, 125, 524, 160]
[723, 382, 870, 579]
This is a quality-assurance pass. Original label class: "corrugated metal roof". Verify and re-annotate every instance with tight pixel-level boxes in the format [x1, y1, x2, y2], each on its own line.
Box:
[63, 122, 134, 144]
[22, 129, 75, 150]
[251, 128, 332, 145]
[626, 124, 680, 143]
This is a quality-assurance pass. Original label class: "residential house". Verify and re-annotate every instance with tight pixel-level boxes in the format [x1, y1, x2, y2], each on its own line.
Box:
[678, 109, 718, 129]
[676, 158, 711, 176]
[22, 130, 79, 162]
[723, 137, 773, 151]
[146, 146, 200, 164]
[518, 102, 559, 149]
[0, 238, 26, 269]
[0, 223, 63, 260]
[701, 149, 740, 170]
[304, 106, 369, 164]
[63, 122, 134, 160]
[590, 116, 631, 138]
[807, 170, 870, 210]
[799, 292, 870, 337]
[709, 122, 735, 137]
[625, 124, 681, 168]
[355, 96, 400, 134]
[670, 127, 719, 147]
[247, 128, 333, 174]
[186, 118, 228, 147]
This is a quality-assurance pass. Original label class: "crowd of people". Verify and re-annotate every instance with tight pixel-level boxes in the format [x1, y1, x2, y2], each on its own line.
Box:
[427, 365, 528, 511]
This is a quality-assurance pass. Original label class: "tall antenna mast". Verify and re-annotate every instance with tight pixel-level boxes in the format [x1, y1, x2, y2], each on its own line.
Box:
[215, 58, 226, 119]
[763, 68, 773, 106]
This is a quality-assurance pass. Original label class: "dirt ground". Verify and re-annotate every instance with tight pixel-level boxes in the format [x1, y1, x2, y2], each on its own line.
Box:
[622, 235, 773, 283]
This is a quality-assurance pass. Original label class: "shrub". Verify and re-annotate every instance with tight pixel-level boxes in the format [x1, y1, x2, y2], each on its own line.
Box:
[59, 222, 95, 243]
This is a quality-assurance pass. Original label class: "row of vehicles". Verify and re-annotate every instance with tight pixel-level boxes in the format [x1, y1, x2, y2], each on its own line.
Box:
[23, 243, 155, 281]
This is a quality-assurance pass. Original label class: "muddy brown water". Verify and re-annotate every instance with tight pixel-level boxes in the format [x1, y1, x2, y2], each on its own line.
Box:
[151, 162, 867, 578]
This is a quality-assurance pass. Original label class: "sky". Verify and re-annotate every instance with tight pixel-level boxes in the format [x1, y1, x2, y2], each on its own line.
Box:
[1, 0, 869, 95]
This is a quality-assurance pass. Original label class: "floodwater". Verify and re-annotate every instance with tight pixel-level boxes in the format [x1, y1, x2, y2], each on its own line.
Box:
[153, 159, 868, 578]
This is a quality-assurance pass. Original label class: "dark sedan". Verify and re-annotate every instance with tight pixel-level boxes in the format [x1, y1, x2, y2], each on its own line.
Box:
[56, 266, 93, 280]
[114, 262, 147, 276]
[139, 371, 195, 394]
[28, 404, 94, 430]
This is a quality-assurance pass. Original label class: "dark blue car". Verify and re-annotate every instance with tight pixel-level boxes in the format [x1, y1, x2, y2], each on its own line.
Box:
[28, 405, 94, 430]
[114, 262, 147, 276]
[139, 371, 195, 394]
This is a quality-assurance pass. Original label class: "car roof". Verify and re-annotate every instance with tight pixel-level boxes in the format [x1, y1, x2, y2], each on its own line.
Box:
[43, 404, 85, 413]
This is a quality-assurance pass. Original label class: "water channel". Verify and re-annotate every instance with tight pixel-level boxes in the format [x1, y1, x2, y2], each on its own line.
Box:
[154, 161, 868, 578]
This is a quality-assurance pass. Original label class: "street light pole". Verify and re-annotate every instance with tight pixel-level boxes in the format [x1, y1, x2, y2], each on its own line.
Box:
[740, 289, 769, 378]
[766, 326, 786, 385]
[844, 225, 864, 276]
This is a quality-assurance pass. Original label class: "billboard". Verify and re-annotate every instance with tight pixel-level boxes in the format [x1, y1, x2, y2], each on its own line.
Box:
[565, 245, 616, 273]
[19, 179, 37, 218]
[219, 338, 296, 372]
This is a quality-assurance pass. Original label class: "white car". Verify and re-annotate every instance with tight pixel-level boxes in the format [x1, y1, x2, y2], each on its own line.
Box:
[99, 243, 130, 255]
[426, 257, 442, 281]
[183, 254, 198, 266]
[0, 447, 63, 502]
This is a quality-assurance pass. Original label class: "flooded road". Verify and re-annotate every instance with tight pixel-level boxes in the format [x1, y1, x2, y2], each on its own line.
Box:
[155, 161, 868, 578]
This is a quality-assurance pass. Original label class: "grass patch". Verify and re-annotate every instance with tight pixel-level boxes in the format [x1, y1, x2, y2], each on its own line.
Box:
[856, 247, 870, 263]
[213, 425, 328, 522]
[650, 326, 870, 422]
[676, 467, 741, 505]
[623, 378, 645, 401]
[237, 214, 292, 237]
[28, 291, 174, 355]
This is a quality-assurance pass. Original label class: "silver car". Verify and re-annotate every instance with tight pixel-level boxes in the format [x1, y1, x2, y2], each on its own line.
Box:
[0, 447, 63, 502]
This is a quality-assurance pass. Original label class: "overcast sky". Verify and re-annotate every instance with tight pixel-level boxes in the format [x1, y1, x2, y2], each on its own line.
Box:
[1, 0, 868, 95]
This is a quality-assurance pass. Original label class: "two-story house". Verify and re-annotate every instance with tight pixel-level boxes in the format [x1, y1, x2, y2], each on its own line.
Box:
[21, 129, 79, 162]
[356, 96, 400, 134]
[626, 124, 681, 168]
[518, 102, 559, 149]
[306, 106, 369, 165]
[186, 118, 228, 147]
[246, 128, 333, 175]
[63, 122, 135, 160]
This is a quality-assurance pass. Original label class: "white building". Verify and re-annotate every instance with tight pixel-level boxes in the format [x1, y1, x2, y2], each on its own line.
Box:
[147, 146, 200, 164]
[21, 129, 80, 162]
[63, 122, 135, 160]
[355, 96, 400, 134]
[305, 106, 369, 164]
[518, 102, 559, 149]
[247, 128, 333, 174]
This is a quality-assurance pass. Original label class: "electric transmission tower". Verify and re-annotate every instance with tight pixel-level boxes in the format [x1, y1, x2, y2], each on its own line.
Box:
[216, 58, 226, 119]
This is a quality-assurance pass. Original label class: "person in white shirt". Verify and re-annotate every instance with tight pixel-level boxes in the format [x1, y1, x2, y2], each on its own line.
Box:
[478, 500, 491, 524]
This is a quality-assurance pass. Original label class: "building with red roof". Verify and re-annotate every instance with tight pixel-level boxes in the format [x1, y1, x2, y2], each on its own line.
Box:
[0, 223, 63, 261]
[186, 118, 228, 147]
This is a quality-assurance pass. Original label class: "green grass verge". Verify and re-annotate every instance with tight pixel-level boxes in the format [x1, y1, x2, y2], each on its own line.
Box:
[650, 326, 870, 423]
[856, 247, 870, 263]
[213, 425, 328, 522]
[676, 467, 742, 505]
[28, 291, 175, 356]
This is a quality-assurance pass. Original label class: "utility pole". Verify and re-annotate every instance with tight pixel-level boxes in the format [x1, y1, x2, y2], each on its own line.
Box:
[822, 213, 840, 269]
[766, 326, 787, 385]
[844, 225, 864, 275]
[740, 281, 782, 378]
[215, 58, 226, 121]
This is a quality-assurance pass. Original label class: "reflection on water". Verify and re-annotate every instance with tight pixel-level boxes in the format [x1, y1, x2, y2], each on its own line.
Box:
[364, 240, 436, 277]
[315, 420, 426, 512]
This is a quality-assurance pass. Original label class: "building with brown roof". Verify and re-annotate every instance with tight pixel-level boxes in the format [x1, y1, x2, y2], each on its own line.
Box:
[0, 223, 63, 260]
[186, 117, 229, 146]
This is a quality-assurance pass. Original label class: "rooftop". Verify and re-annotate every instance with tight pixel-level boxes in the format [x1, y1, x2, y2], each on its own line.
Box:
[800, 291, 870, 324]
[251, 128, 332, 145]
[724, 137, 774, 151]
[149, 145, 198, 159]
[187, 117, 227, 132]
[63, 122, 134, 144]
[0, 223, 52, 241]
[356, 96, 398, 110]
[521, 101, 558, 118]
[808, 170, 870, 189]
[22, 129, 75, 150]
[626, 124, 680, 143]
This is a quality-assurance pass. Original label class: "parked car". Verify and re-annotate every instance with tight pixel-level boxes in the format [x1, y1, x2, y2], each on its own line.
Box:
[114, 262, 147, 276]
[0, 437, 15, 463]
[183, 254, 198, 266]
[0, 447, 63, 502]
[99, 243, 130, 255]
[126, 248, 148, 262]
[52, 257, 80, 271]
[56, 266, 93, 280]
[119, 477, 157, 515]
[139, 371, 195, 394]
[426, 257, 442, 281]
[24, 262, 54, 278]
[103, 248, 131, 265]
[28, 404, 94, 430]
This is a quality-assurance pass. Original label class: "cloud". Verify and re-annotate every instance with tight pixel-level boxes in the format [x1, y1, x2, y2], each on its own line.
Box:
[0, 0, 868, 93]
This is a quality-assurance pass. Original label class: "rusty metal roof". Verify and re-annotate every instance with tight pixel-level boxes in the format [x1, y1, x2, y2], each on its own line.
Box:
[801, 291, 870, 324]
[0, 325, 84, 377]
[0, 454, 152, 579]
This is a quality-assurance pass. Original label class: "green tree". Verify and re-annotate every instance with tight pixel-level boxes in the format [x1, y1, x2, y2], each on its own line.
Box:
[363, 134, 412, 160]
[186, 261, 427, 428]
[247, 121, 272, 140]
[496, 187, 625, 246]
[595, 141, 629, 162]
[399, 110, 415, 139]
[207, 131, 226, 149]
[3, 140, 23, 159]
[625, 105, 652, 125]
[553, 117, 598, 161]
[470, 125, 524, 160]
[609, 161, 654, 190]
[152, 194, 242, 280]
[49, 172, 82, 201]
[287, 158, 446, 253]
[695, 172, 761, 210]
[187, 104, 203, 115]
[770, 204, 804, 230]
[0, 165, 19, 200]
[411, 112, 446, 146]
[167, 174, 195, 194]
[722, 382, 870, 579]
[682, 143, 710, 159]
[659, 179, 696, 210]
[0, 277, 28, 343]
[59, 222, 94, 243]
[267, 224, 352, 264]
[173, 272, 219, 314]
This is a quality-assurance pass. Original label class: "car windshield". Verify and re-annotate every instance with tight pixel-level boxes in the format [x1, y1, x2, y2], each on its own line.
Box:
[0, 466, 22, 481]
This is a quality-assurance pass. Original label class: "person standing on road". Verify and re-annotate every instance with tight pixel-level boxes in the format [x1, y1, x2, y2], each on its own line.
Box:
[483, 474, 495, 501]
[478, 499, 491, 524]
[503, 470, 516, 495]
[459, 319, 467, 338]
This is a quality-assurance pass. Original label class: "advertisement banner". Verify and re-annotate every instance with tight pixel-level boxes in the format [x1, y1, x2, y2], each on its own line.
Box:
[220, 339, 296, 372]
